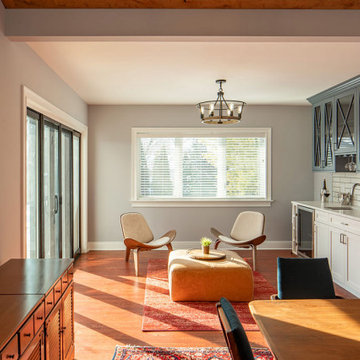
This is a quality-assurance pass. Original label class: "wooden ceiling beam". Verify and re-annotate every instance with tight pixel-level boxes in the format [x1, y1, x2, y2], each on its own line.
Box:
[2, 0, 360, 9]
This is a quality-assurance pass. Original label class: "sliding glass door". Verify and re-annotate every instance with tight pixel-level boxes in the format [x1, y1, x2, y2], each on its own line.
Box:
[26, 108, 81, 259]
[73, 135, 81, 256]
[43, 121, 60, 258]
[26, 110, 40, 258]
[61, 129, 72, 258]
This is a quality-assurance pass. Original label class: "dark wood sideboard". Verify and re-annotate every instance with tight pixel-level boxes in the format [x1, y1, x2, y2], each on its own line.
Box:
[0, 259, 74, 360]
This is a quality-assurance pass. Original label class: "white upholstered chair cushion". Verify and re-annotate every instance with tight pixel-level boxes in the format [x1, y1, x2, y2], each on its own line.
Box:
[230, 211, 265, 241]
[147, 236, 171, 247]
[120, 213, 154, 243]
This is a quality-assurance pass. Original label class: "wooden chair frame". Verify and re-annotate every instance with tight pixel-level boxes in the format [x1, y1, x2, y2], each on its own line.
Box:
[120, 213, 175, 276]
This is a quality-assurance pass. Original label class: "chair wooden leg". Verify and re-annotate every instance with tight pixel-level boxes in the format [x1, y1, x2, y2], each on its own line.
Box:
[125, 246, 131, 262]
[134, 249, 140, 276]
[252, 245, 257, 271]
[166, 243, 173, 252]
[215, 239, 221, 249]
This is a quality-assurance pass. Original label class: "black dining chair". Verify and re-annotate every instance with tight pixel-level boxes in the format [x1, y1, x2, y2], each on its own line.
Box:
[216, 297, 254, 360]
[271, 257, 341, 300]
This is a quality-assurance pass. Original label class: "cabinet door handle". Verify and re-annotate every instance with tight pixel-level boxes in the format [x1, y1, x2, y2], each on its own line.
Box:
[340, 234, 344, 244]
[47, 301, 53, 305]
[343, 235, 348, 245]
[23, 333, 31, 337]
[55, 289, 61, 293]
[341, 222, 349, 226]
[6, 354, 15, 359]
[36, 316, 43, 320]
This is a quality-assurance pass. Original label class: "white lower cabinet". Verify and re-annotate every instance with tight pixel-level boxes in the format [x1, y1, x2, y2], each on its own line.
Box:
[314, 222, 331, 260]
[293, 203, 360, 297]
[313, 210, 360, 297]
[347, 232, 360, 294]
[330, 228, 347, 284]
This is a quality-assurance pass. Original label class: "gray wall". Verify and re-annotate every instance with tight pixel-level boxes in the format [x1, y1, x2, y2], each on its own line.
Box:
[88, 105, 313, 249]
[0, 1, 87, 264]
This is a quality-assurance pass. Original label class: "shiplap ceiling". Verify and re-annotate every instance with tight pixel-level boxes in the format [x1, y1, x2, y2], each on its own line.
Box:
[3, 0, 360, 9]
[27, 41, 360, 105]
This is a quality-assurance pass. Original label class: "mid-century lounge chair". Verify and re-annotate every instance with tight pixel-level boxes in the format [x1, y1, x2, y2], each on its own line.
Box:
[211, 211, 266, 271]
[271, 257, 341, 300]
[120, 212, 176, 276]
[216, 297, 255, 360]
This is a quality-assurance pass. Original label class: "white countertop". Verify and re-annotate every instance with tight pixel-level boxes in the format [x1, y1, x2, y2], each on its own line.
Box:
[292, 200, 360, 221]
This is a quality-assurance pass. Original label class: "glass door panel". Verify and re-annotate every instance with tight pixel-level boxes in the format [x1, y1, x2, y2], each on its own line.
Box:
[61, 130, 72, 258]
[43, 123, 60, 258]
[336, 92, 355, 152]
[324, 101, 334, 168]
[73, 135, 80, 255]
[26, 110, 40, 258]
[313, 105, 322, 168]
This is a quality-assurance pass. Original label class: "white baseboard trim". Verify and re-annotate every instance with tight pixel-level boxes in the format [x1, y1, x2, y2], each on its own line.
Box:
[87, 240, 291, 251]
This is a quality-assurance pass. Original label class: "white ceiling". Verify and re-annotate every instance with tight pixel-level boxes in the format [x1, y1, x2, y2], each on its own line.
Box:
[27, 41, 360, 105]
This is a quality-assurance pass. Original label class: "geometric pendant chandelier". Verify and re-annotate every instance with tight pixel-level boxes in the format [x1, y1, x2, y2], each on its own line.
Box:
[196, 79, 246, 124]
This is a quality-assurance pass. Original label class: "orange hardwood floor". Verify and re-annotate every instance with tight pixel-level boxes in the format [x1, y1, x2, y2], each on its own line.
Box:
[73, 250, 354, 360]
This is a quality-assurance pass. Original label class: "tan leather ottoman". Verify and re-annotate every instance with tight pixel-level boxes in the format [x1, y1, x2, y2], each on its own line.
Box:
[168, 249, 253, 302]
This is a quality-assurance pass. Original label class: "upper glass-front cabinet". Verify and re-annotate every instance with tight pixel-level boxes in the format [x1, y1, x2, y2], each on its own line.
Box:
[308, 76, 360, 172]
[335, 90, 356, 154]
[312, 100, 334, 171]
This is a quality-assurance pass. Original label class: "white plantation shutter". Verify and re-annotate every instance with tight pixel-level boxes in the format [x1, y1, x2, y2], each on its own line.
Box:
[134, 129, 269, 201]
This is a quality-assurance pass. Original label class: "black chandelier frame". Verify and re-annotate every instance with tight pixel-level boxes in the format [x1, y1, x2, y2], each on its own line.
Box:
[196, 79, 246, 125]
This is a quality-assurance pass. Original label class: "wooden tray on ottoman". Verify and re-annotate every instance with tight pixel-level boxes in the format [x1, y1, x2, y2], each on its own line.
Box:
[186, 249, 226, 260]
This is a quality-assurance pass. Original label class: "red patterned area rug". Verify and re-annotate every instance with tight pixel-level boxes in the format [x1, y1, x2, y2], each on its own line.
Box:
[112, 346, 274, 360]
[142, 259, 276, 331]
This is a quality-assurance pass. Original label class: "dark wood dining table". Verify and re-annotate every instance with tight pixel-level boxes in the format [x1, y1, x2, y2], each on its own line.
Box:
[249, 299, 360, 360]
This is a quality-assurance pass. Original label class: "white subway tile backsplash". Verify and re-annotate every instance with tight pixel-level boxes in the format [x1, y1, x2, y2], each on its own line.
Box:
[332, 173, 360, 207]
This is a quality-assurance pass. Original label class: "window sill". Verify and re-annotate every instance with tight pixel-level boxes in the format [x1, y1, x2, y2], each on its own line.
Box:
[131, 199, 273, 208]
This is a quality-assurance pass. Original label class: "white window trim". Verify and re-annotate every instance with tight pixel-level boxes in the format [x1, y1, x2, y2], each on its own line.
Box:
[22, 86, 89, 255]
[131, 127, 272, 207]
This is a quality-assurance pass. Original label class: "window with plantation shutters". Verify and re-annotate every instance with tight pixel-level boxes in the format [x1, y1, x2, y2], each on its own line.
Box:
[132, 128, 271, 205]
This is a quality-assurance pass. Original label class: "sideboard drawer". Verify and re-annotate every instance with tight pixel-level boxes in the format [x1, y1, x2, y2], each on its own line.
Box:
[315, 210, 329, 224]
[67, 264, 74, 283]
[45, 290, 54, 318]
[0, 334, 19, 360]
[54, 280, 62, 304]
[19, 316, 34, 355]
[62, 272, 69, 292]
[34, 302, 45, 334]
